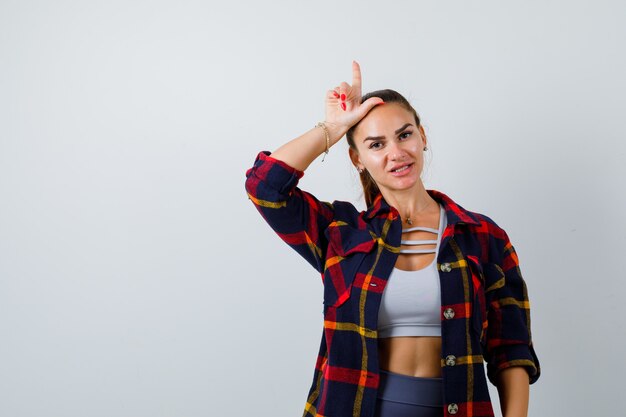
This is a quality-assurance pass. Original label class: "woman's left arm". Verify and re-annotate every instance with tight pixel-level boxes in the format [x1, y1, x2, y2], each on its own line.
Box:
[480, 221, 541, 414]
[496, 366, 529, 417]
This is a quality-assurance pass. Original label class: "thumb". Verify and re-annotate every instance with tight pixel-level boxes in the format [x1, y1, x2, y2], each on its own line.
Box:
[356, 97, 385, 119]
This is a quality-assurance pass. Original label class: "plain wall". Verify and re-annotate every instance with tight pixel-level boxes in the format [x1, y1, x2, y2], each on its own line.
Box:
[1, 0, 625, 416]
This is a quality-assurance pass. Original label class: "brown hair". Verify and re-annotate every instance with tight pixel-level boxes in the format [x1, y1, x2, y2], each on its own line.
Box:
[346, 89, 422, 207]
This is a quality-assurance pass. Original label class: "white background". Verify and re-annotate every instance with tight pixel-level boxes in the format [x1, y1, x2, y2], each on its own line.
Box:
[1, 1, 624, 416]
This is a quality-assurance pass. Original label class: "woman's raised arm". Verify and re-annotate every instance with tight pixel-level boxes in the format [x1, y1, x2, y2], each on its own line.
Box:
[244, 61, 384, 274]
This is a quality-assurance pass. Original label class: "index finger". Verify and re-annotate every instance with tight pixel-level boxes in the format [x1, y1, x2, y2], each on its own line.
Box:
[352, 60, 362, 92]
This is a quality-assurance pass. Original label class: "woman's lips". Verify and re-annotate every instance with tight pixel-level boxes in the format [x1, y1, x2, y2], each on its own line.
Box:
[389, 162, 414, 176]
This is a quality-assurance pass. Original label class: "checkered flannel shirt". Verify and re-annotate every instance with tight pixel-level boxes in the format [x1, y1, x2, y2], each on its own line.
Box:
[245, 150, 540, 417]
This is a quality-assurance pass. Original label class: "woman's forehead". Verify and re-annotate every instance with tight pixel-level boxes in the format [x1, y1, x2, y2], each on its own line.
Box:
[355, 104, 415, 137]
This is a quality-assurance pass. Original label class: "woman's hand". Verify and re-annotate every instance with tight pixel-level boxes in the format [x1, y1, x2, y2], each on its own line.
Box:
[324, 61, 384, 146]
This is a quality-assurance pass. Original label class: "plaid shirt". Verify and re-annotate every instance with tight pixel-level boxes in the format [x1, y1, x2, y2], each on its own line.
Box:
[245, 150, 540, 417]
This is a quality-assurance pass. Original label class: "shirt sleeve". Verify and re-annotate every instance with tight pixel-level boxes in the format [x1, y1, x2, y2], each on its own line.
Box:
[483, 227, 541, 386]
[244, 150, 335, 275]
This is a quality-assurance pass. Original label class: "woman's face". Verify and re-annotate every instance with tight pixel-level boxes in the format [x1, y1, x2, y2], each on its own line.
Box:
[349, 102, 427, 194]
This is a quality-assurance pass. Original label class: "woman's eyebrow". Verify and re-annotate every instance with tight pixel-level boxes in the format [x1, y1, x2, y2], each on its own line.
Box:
[363, 123, 413, 143]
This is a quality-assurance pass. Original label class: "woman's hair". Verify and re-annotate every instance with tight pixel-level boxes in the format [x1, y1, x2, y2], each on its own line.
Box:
[346, 89, 422, 208]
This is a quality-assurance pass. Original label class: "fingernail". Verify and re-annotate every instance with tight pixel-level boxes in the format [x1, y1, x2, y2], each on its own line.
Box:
[341, 102, 346, 111]
[333, 91, 340, 98]
[341, 94, 346, 101]
[378, 101, 385, 105]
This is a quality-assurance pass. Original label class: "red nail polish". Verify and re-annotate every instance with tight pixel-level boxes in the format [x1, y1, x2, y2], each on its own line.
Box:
[341, 102, 346, 111]
[333, 91, 340, 98]
[341, 94, 346, 101]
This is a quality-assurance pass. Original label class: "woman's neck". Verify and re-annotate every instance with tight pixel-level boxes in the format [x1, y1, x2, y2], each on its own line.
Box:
[380, 185, 438, 225]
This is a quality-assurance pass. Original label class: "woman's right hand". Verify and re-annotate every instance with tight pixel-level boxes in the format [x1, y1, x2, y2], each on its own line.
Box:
[324, 60, 385, 146]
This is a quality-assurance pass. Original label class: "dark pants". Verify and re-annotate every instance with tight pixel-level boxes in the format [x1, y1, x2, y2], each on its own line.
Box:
[374, 369, 444, 417]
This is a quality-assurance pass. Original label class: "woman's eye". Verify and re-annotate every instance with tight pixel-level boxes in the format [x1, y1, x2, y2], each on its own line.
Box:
[369, 132, 411, 149]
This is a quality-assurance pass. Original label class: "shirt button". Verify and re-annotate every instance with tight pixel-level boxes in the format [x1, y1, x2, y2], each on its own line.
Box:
[448, 403, 459, 414]
[445, 355, 456, 366]
[440, 263, 451, 272]
[443, 308, 455, 319]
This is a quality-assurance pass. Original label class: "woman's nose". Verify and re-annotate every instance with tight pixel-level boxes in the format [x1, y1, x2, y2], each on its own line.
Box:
[388, 143, 408, 160]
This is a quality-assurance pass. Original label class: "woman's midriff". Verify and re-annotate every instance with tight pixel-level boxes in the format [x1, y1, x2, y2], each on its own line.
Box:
[377, 336, 442, 378]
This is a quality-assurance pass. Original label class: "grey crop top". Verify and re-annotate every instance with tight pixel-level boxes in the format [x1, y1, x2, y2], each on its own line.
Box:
[377, 203, 447, 338]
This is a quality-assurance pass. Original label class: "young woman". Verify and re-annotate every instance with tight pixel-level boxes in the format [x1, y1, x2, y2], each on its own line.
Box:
[244, 61, 540, 417]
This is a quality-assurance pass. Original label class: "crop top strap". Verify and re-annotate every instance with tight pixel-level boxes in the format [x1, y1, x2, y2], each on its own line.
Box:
[398, 204, 445, 254]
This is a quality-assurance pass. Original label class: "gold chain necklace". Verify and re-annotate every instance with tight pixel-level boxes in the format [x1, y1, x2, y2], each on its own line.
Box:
[402, 200, 433, 225]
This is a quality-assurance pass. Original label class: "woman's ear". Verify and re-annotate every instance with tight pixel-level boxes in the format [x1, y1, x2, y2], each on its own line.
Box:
[348, 147, 361, 170]
[418, 124, 427, 147]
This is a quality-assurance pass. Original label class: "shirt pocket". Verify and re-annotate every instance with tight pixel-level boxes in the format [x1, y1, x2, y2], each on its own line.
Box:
[465, 255, 487, 343]
[322, 225, 377, 309]
[473, 260, 506, 347]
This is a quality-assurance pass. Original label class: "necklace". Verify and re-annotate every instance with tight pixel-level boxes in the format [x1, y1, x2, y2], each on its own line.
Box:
[401, 199, 434, 225]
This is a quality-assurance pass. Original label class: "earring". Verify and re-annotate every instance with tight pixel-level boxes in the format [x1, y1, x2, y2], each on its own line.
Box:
[423, 146, 428, 151]
[357, 167, 364, 173]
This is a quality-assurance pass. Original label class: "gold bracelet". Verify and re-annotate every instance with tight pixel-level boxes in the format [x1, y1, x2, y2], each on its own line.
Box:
[315, 122, 330, 162]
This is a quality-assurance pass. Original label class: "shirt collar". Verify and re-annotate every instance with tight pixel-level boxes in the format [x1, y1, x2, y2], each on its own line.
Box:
[364, 189, 481, 226]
